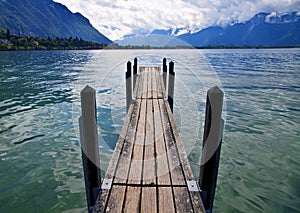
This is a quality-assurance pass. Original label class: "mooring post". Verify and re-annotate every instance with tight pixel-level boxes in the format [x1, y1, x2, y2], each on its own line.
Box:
[79, 85, 101, 213]
[126, 61, 132, 113]
[168, 61, 175, 112]
[199, 86, 224, 213]
[133, 58, 138, 92]
[162, 58, 167, 91]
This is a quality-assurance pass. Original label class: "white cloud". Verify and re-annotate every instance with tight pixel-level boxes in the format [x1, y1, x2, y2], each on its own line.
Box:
[55, 0, 300, 40]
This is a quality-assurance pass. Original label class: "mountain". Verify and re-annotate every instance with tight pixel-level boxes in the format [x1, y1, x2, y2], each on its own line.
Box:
[0, 0, 111, 44]
[177, 26, 225, 47]
[203, 12, 300, 46]
[116, 34, 189, 47]
[118, 11, 300, 47]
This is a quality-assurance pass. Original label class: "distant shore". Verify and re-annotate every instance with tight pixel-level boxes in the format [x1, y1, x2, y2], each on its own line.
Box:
[1, 31, 299, 51]
[0, 29, 108, 51]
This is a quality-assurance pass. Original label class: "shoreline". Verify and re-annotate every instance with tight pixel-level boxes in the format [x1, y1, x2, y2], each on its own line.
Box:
[1, 45, 299, 52]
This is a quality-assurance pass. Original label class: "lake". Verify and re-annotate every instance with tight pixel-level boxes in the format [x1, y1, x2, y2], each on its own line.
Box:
[0, 49, 299, 212]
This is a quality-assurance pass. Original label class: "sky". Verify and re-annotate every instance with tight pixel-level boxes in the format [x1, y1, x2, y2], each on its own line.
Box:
[55, 0, 300, 41]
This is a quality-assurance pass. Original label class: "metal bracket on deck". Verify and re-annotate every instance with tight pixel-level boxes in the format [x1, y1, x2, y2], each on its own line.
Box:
[187, 181, 200, 192]
[101, 179, 112, 190]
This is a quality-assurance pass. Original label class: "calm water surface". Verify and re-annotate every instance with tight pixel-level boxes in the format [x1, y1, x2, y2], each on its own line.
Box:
[0, 49, 299, 212]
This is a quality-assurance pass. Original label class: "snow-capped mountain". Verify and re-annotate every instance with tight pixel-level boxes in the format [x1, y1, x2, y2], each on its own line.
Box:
[117, 11, 300, 47]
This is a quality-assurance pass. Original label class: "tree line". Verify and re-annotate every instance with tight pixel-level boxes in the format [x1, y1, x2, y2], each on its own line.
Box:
[0, 29, 107, 50]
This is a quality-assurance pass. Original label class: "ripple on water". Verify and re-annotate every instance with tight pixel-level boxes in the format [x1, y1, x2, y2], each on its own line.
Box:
[1, 49, 300, 212]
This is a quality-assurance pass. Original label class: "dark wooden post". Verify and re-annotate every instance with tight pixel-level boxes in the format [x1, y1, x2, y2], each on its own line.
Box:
[133, 58, 138, 92]
[199, 86, 224, 213]
[162, 58, 167, 91]
[79, 85, 101, 213]
[126, 61, 132, 113]
[168, 61, 175, 112]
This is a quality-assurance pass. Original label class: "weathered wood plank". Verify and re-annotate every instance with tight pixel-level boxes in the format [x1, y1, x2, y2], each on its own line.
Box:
[173, 187, 194, 213]
[163, 99, 194, 181]
[135, 70, 144, 99]
[159, 99, 185, 186]
[164, 99, 206, 212]
[152, 69, 158, 99]
[128, 99, 146, 184]
[141, 187, 157, 213]
[154, 99, 171, 185]
[141, 70, 148, 98]
[155, 69, 164, 99]
[133, 74, 142, 99]
[147, 69, 152, 99]
[136, 67, 164, 99]
[143, 99, 156, 185]
[114, 99, 142, 184]
[158, 187, 175, 213]
[189, 191, 205, 213]
[123, 186, 141, 213]
[105, 185, 126, 212]
[93, 101, 136, 213]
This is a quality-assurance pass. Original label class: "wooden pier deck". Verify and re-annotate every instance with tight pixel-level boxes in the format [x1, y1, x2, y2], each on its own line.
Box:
[92, 67, 205, 212]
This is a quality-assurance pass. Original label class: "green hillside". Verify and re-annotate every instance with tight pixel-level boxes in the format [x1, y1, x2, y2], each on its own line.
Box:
[0, 0, 111, 44]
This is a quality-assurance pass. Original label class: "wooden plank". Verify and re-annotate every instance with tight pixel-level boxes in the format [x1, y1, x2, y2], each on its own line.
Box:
[136, 67, 147, 99]
[154, 99, 171, 185]
[127, 99, 146, 184]
[133, 74, 142, 99]
[159, 99, 185, 186]
[148, 69, 153, 99]
[164, 97, 206, 212]
[105, 185, 126, 212]
[93, 102, 136, 212]
[157, 70, 165, 99]
[152, 69, 158, 99]
[163, 99, 195, 181]
[141, 187, 157, 213]
[158, 187, 175, 213]
[189, 191, 205, 213]
[136, 72, 144, 99]
[93, 189, 109, 213]
[144, 68, 149, 99]
[123, 186, 141, 213]
[173, 187, 194, 213]
[143, 99, 156, 185]
[114, 99, 142, 184]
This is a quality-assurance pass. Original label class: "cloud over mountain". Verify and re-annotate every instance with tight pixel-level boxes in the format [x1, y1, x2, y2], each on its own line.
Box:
[55, 0, 300, 40]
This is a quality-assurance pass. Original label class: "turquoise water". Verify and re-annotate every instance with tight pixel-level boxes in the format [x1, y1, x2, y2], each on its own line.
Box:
[0, 49, 299, 212]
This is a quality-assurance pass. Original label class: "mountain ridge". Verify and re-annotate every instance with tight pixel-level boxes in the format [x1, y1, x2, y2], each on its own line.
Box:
[0, 0, 111, 44]
[118, 11, 300, 47]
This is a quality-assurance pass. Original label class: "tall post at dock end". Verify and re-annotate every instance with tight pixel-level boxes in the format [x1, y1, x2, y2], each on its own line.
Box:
[79, 85, 101, 213]
[163, 58, 167, 91]
[168, 61, 175, 112]
[199, 86, 224, 213]
[133, 58, 138, 92]
[126, 61, 132, 113]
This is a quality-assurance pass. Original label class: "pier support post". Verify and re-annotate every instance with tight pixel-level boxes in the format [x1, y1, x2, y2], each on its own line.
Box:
[163, 58, 167, 91]
[126, 61, 132, 113]
[199, 86, 224, 213]
[79, 85, 101, 213]
[168, 61, 175, 112]
[133, 58, 138, 92]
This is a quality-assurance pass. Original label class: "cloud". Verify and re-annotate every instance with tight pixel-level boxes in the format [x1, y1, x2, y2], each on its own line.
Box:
[55, 0, 300, 40]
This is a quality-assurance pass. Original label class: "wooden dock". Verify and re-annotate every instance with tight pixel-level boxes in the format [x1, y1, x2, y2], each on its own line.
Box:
[92, 66, 205, 212]
[79, 58, 224, 212]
